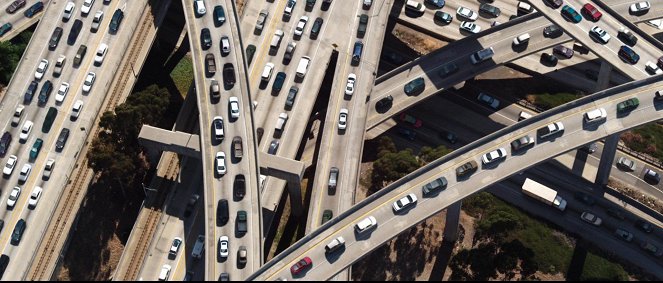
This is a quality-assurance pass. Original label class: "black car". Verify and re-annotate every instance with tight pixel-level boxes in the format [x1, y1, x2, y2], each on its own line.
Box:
[398, 127, 416, 141]
[618, 45, 640, 64]
[5, 0, 26, 14]
[617, 28, 638, 46]
[285, 86, 298, 109]
[479, 3, 500, 17]
[375, 95, 393, 112]
[0, 254, 8, 279]
[23, 1, 43, 18]
[109, 8, 124, 34]
[223, 63, 235, 88]
[10, 219, 25, 245]
[38, 80, 53, 106]
[635, 219, 654, 233]
[24, 80, 38, 104]
[55, 128, 70, 152]
[234, 174, 246, 200]
[268, 140, 279, 155]
[48, 27, 63, 50]
[574, 192, 596, 206]
[200, 28, 212, 50]
[455, 161, 478, 178]
[272, 72, 286, 93]
[543, 24, 563, 38]
[310, 17, 323, 39]
[434, 11, 452, 24]
[67, 19, 83, 45]
[541, 52, 558, 66]
[544, 0, 563, 8]
[183, 194, 199, 217]
[321, 209, 333, 224]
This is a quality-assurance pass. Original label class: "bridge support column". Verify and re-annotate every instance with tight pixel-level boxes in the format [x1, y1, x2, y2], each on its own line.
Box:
[287, 180, 303, 217]
[595, 134, 620, 189]
[595, 60, 613, 92]
[443, 200, 462, 243]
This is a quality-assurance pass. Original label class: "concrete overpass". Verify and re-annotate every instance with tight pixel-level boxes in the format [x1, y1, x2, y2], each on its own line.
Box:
[0, 0, 51, 41]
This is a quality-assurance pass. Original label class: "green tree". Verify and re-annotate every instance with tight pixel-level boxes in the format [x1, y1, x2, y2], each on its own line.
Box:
[376, 136, 396, 158]
[476, 208, 522, 239]
[419, 145, 452, 164]
[0, 30, 32, 86]
[372, 149, 419, 187]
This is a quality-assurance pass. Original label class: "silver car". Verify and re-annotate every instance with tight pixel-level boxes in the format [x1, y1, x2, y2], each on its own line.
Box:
[616, 157, 636, 172]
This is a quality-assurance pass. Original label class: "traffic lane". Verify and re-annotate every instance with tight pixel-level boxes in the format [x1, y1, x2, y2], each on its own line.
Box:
[0, 0, 53, 41]
[601, 0, 663, 23]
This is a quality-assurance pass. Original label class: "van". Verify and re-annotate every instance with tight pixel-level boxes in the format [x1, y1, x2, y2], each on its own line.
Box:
[275, 112, 288, 132]
[74, 45, 87, 67]
[328, 167, 339, 195]
[191, 235, 205, 259]
[217, 199, 229, 226]
[42, 107, 57, 133]
[0, 132, 11, 157]
[518, 111, 532, 121]
[10, 219, 26, 245]
[324, 236, 345, 254]
[67, 19, 83, 45]
[270, 30, 284, 53]
[48, 27, 63, 50]
[512, 33, 530, 46]
[38, 80, 53, 106]
[55, 128, 70, 152]
[310, 17, 323, 39]
[351, 41, 363, 66]
[109, 9, 124, 34]
[296, 56, 311, 79]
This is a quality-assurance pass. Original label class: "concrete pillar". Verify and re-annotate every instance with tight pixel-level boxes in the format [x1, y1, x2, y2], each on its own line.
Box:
[595, 134, 620, 188]
[595, 60, 613, 92]
[287, 180, 304, 217]
[443, 200, 462, 243]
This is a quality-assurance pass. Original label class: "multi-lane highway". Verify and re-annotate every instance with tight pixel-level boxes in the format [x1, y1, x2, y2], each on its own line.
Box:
[0, 0, 51, 41]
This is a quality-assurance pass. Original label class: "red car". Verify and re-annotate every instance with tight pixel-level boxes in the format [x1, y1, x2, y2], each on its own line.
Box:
[399, 113, 423, 128]
[581, 3, 602, 21]
[290, 256, 312, 275]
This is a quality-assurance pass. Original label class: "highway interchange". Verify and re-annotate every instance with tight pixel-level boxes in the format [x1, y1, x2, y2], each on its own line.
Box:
[0, 0, 662, 281]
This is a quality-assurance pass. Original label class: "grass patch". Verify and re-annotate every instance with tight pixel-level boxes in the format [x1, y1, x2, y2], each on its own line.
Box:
[169, 54, 193, 98]
[526, 92, 582, 110]
[622, 124, 663, 161]
[580, 253, 629, 280]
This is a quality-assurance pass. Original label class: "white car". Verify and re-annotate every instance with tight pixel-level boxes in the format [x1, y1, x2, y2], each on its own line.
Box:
[18, 163, 31, 183]
[169, 237, 182, 258]
[392, 193, 417, 212]
[221, 36, 230, 55]
[81, 0, 95, 15]
[645, 61, 663, 75]
[355, 216, 377, 233]
[3, 155, 17, 176]
[56, 82, 70, 103]
[7, 187, 20, 208]
[63, 1, 75, 21]
[11, 105, 24, 127]
[158, 264, 172, 281]
[218, 236, 229, 258]
[460, 21, 481, 34]
[630, 1, 650, 13]
[345, 73, 356, 96]
[35, 59, 49, 80]
[94, 43, 108, 66]
[19, 120, 33, 142]
[28, 186, 42, 208]
[589, 26, 610, 44]
[215, 151, 226, 175]
[194, 0, 206, 16]
[229, 97, 240, 119]
[584, 108, 607, 123]
[294, 16, 309, 37]
[482, 148, 507, 165]
[83, 72, 96, 92]
[456, 7, 478, 21]
[91, 11, 104, 32]
[43, 158, 55, 179]
[261, 62, 275, 81]
[71, 100, 84, 119]
[338, 108, 348, 130]
[212, 116, 224, 141]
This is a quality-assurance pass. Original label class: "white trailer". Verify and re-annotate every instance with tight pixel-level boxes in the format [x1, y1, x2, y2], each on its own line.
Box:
[522, 178, 567, 211]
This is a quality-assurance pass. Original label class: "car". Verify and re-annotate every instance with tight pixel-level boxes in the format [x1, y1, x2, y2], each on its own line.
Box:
[55, 128, 70, 152]
[220, 36, 230, 56]
[168, 237, 182, 259]
[519, 111, 533, 120]
[81, 0, 94, 15]
[109, 9, 124, 33]
[405, 0, 425, 13]
[285, 86, 298, 109]
[375, 95, 393, 112]
[27, 185, 43, 208]
[363, 0, 372, 9]
[74, 44, 88, 67]
[283, 0, 296, 19]
[210, 79, 220, 99]
[584, 108, 607, 123]
[34, 59, 49, 80]
[581, 3, 602, 21]
[617, 27, 637, 46]
[630, 1, 650, 13]
[355, 216, 377, 233]
[11, 105, 24, 127]
[482, 148, 507, 165]
[183, 194, 199, 217]
[477, 92, 500, 109]
[218, 236, 229, 258]
[616, 97, 639, 113]
[574, 192, 596, 206]
[544, 0, 563, 9]
[321, 209, 333, 224]
[3, 155, 17, 176]
[294, 16, 308, 38]
[212, 116, 224, 141]
[512, 33, 530, 46]
[338, 108, 348, 130]
[215, 152, 226, 175]
[618, 45, 639, 64]
[561, 5, 582, 23]
[616, 156, 636, 172]
[614, 228, 634, 242]
[94, 43, 108, 66]
[399, 113, 422, 128]
[158, 264, 172, 281]
[62, 2, 75, 21]
[53, 56, 66, 77]
[580, 211, 602, 226]
[345, 73, 356, 96]
[589, 26, 610, 44]
[237, 246, 248, 265]
[43, 159, 55, 179]
[222, 64, 235, 88]
[0, 133, 11, 158]
[460, 21, 480, 34]
[55, 82, 70, 103]
[635, 219, 654, 233]
[541, 52, 558, 66]
[268, 140, 279, 154]
[511, 135, 534, 151]
[47, 27, 64, 50]
[213, 5, 226, 26]
[37, 81, 53, 106]
[470, 47, 494, 64]
[456, 7, 477, 21]
[643, 168, 660, 185]
[645, 61, 663, 75]
[91, 11, 103, 32]
[442, 131, 457, 144]
[283, 42, 296, 64]
[479, 3, 500, 17]
[398, 128, 416, 141]
[517, 1, 533, 14]
[425, 0, 444, 8]
[404, 77, 425, 95]
[19, 120, 33, 142]
[456, 160, 478, 177]
[83, 72, 96, 93]
[194, 0, 206, 16]
[23, 1, 43, 17]
[7, 187, 20, 208]
[606, 208, 626, 220]
[261, 62, 275, 82]
[422, 177, 447, 196]
[393, 193, 417, 212]
[537, 122, 564, 139]
[290, 257, 312, 275]
[640, 241, 663, 257]
[200, 28, 212, 50]
[433, 11, 452, 24]
[5, 0, 26, 14]
[24, 80, 38, 104]
[553, 45, 574, 59]
[543, 24, 563, 38]
[255, 9, 268, 34]
[71, 100, 84, 119]
[579, 142, 597, 154]
[438, 62, 458, 77]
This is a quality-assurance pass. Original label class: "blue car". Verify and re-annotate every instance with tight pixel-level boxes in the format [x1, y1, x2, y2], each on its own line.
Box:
[618, 45, 640, 64]
[425, 0, 445, 9]
[561, 5, 582, 23]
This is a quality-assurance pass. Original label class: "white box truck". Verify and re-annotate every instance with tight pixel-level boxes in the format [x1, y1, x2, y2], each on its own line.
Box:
[521, 178, 567, 211]
[296, 56, 311, 79]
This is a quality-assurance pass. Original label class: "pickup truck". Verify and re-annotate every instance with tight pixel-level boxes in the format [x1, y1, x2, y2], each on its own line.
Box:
[232, 136, 243, 159]
[237, 210, 247, 234]
[53, 55, 66, 77]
